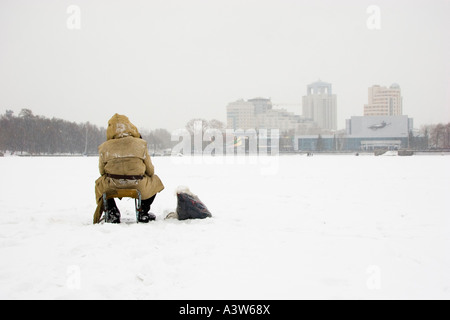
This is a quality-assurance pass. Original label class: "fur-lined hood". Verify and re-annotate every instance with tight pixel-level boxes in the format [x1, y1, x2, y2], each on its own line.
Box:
[106, 113, 140, 141]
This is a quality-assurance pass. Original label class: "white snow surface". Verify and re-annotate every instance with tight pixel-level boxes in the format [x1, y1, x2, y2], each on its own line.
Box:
[0, 155, 449, 300]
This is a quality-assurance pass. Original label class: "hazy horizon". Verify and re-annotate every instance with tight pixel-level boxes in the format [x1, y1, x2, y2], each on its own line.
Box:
[1, 0, 449, 132]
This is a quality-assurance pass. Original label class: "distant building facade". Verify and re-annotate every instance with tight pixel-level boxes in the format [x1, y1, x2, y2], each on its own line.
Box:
[302, 80, 337, 131]
[364, 84, 403, 116]
[295, 115, 414, 151]
[345, 115, 413, 150]
[226, 97, 316, 133]
[226, 99, 256, 130]
[257, 108, 297, 131]
[248, 97, 273, 115]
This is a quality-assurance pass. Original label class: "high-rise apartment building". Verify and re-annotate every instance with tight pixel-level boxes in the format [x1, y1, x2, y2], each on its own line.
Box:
[302, 80, 337, 131]
[364, 84, 403, 116]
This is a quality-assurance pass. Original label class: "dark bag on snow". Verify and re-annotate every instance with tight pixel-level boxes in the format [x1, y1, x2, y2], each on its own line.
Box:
[176, 191, 212, 220]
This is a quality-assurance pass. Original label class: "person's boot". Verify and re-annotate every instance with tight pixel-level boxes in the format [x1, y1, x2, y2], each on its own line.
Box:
[137, 210, 156, 223]
[138, 196, 156, 223]
[105, 199, 121, 223]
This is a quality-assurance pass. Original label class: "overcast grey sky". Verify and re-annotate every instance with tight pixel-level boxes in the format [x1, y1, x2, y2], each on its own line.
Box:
[0, 0, 449, 131]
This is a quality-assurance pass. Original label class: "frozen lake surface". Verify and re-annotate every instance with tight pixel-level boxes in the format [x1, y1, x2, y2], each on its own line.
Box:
[0, 154, 449, 299]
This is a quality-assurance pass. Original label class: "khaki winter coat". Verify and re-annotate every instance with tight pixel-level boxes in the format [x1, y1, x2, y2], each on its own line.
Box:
[93, 114, 164, 223]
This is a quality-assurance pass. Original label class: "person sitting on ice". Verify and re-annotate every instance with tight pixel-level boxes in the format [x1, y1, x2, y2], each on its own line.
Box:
[93, 114, 164, 223]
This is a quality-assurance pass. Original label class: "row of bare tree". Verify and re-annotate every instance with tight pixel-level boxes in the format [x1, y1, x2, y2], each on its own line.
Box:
[420, 123, 450, 149]
[1, 110, 448, 155]
[0, 109, 106, 155]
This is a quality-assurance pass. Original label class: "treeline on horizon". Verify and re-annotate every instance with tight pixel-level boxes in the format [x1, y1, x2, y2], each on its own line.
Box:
[1, 109, 449, 155]
[0, 109, 174, 155]
[0, 109, 106, 155]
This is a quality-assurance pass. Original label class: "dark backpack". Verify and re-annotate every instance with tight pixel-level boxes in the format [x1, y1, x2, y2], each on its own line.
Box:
[176, 192, 212, 220]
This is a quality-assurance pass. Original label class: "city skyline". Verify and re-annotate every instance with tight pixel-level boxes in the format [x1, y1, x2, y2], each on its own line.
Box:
[0, 0, 449, 131]
[227, 81, 405, 134]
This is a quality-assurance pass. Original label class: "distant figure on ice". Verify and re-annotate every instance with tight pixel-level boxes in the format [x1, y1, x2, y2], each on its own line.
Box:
[93, 114, 164, 223]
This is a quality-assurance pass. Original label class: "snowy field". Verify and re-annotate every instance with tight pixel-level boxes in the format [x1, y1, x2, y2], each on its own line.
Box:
[0, 154, 449, 300]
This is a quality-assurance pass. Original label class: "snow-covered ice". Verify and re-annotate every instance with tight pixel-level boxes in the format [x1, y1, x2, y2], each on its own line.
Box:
[0, 155, 449, 299]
